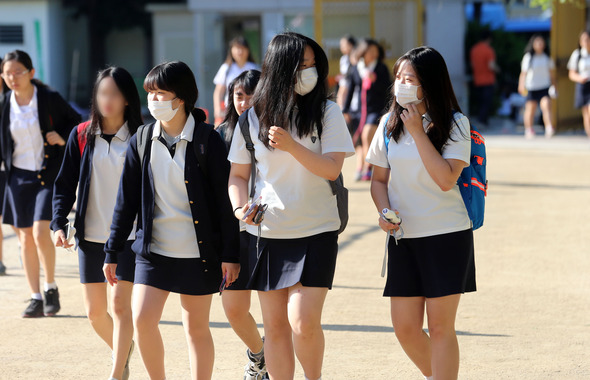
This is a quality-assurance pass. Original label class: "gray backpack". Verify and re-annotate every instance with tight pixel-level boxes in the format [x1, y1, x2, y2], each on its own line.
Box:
[238, 109, 349, 234]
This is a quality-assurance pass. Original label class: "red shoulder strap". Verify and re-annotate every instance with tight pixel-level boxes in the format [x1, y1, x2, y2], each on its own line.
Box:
[77, 121, 92, 157]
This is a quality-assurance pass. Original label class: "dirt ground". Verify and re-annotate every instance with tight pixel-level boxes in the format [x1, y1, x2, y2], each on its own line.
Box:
[0, 135, 589, 379]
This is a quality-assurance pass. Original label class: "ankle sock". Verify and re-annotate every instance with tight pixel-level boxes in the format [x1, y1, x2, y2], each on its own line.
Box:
[425, 376, 433, 380]
[31, 293, 42, 300]
[44, 282, 57, 291]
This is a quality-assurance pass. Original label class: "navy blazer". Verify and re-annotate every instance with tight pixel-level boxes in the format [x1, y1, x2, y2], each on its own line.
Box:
[104, 113, 240, 271]
[0, 84, 81, 183]
[50, 125, 104, 243]
[342, 61, 392, 116]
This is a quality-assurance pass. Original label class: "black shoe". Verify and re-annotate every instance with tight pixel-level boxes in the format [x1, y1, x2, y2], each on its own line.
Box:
[44, 288, 61, 316]
[22, 298, 44, 318]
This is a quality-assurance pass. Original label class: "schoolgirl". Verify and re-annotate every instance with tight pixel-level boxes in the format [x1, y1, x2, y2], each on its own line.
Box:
[216, 69, 268, 380]
[103, 61, 240, 380]
[0, 50, 81, 317]
[51, 67, 142, 380]
[518, 34, 556, 138]
[213, 36, 259, 125]
[367, 46, 476, 380]
[228, 32, 354, 380]
[568, 29, 590, 137]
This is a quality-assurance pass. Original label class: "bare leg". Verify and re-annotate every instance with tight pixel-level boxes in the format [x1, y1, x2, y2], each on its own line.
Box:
[222, 290, 263, 353]
[133, 284, 169, 380]
[181, 293, 215, 380]
[32, 221, 55, 284]
[426, 295, 461, 380]
[582, 105, 590, 138]
[258, 288, 294, 380]
[18, 227, 40, 294]
[288, 284, 328, 380]
[523, 100, 537, 138]
[111, 280, 134, 380]
[390, 296, 432, 377]
[82, 282, 113, 348]
[539, 96, 554, 137]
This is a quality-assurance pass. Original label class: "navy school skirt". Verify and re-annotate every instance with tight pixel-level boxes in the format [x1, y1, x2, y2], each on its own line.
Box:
[247, 230, 339, 292]
[134, 251, 222, 296]
[384, 228, 476, 299]
[0, 170, 6, 215]
[225, 231, 252, 291]
[574, 82, 590, 109]
[526, 87, 550, 103]
[77, 240, 135, 284]
[3, 167, 53, 228]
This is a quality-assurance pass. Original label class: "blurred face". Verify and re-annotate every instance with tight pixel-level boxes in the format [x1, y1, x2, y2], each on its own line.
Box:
[364, 45, 379, 65]
[395, 60, 424, 99]
[580, 32, 590, 51]
[340, 38, 352, 55]
[96, 76, 127, 119]
[233, 85, 252, 116]
[231, 43, 249, 64]
[1, 60, 35, 91]
[532, 37, 545, 54]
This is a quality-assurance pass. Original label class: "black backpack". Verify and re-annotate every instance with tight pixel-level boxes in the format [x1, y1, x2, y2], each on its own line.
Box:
[238, 109, 349, 234]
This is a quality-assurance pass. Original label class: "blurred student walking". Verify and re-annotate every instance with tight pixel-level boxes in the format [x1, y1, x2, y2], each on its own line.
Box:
[104, 61, 240, 380]
[228, 32, 354, 380]
[568, 29, 590, 138]
[213, 37, 259, 125]
[0, 50, 81, 317]
[367, 46, 476, 380]
[518, 34, 556, 139]
[52, 67, 142, 380]
[470, 30, 499, 127]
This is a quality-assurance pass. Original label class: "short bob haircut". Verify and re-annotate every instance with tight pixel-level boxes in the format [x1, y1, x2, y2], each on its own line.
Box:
[386, 46, 464, 154]
[143, 61, 198, 116]
[252, 32, 329, 149]
[87, 66, 143, 139]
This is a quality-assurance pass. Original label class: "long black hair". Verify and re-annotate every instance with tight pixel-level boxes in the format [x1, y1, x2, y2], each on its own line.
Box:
[225, 36, 255, 65]
[221, 69, 261, 136]
[1, 50, 46, 89]
[386, 46, 463, 154]
[87, 66, 143, 139]
[525, 34, 549, 56]
[144, 61, 206, 122]
[252, 32, 329, 149]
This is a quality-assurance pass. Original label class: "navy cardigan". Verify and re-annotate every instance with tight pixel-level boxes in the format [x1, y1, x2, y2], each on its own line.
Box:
[0, 84, 81, 183]
[50, 125, 105, 243]
[104, 116, 240, 270]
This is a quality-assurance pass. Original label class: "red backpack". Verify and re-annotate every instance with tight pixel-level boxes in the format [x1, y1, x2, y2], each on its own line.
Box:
[76, 121, 91, 157]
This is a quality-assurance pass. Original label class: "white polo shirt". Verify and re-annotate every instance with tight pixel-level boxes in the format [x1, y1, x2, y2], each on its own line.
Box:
[567, 48, 590, 78]
[228, 100, 355, 239]
[366, 112, 471, 239]
[150, 114, 200, 259]
[9, 87, 45, 171]
[85, 122, 136, 243]
[521, 53, 554, 91]
[213, 61, 260, 103]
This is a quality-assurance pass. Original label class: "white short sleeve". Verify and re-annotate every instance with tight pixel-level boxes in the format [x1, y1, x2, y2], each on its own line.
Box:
[213, 63, 230, 86]
[365, 114, 390, 169]
[548, 57, 555, 70]
[521, 53, 531, 72]
[227, 119, 251, 165]
[442, 114, 471, 164]
[567, 50, 580, 71]
[320, 102, 355, 157]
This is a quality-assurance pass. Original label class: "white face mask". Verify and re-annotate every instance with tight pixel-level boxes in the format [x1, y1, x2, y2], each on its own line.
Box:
[394, 81, 423, 107]
[294, 67, 318, 96]
[148, 98, 180, 122]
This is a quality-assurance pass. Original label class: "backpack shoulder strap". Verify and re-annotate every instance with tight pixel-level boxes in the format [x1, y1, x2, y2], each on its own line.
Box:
[76, 120, 92, 157]
[238, 109, 256, 199]
[382, 113, 391, 153]
[192, 121, 214, 178]
[136, 123, 155, 168]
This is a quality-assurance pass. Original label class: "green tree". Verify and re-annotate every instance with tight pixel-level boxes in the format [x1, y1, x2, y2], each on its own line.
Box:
[529, 0, 586, 10]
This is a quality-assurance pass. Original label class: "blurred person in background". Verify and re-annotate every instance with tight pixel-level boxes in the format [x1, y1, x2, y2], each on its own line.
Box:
[568, 28, 590, 138]
[470, 30, 499, 127]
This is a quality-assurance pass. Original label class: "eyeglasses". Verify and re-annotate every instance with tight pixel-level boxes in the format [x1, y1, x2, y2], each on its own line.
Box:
[0, 70, 30, 79]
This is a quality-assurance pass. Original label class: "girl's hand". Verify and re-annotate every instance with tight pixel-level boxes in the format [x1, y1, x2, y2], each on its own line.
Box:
[222, 262, 240, 286]
[378, 215, 400, 234]
[54, 229, 72, 248]
[400, 103, 424, 137]
[269, 126, 297, 152]
[235, 203, 262, 226]
[103, 263, 118, 286]
[46, 131, 66, 146]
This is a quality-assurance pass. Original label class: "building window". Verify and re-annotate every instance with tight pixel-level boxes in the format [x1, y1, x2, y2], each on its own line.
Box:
[0, 25, 24, 44]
